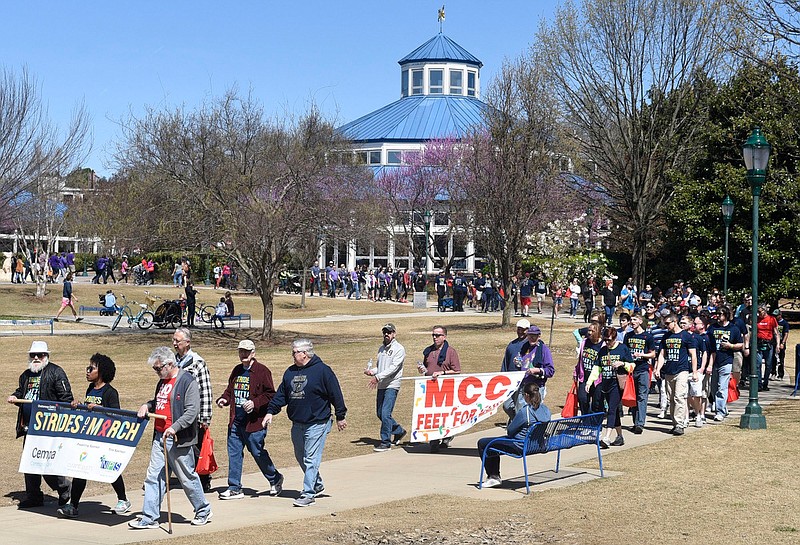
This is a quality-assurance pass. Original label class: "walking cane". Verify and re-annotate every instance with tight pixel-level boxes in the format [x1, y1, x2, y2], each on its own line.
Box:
[163, 434, 173, 534]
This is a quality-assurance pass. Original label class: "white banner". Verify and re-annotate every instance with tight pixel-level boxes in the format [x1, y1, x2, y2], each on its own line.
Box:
[410, 372, 525, 443]
[19, 401, 149, 483]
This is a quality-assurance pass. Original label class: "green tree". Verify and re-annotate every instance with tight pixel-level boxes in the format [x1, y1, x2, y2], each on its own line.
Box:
[660, 57, 800, 304]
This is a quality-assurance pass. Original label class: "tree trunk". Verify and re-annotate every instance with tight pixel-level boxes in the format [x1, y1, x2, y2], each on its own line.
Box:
[631, 229, 648, 293]
[300, 267, 308, 309]
[259, 290, 274, 340]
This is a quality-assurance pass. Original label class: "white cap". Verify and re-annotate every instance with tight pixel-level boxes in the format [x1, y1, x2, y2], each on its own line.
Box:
[237, 339, 256, 351]
[516, 318, 531, 329]
[29, 340, 50, 354]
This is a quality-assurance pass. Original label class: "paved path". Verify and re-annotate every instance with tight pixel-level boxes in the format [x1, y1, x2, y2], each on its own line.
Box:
[3, 379, 796, 544]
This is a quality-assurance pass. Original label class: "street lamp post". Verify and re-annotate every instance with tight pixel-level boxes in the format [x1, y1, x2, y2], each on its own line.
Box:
[424, 209, 433, 274]
[740, 127, 770, 430]
[721, 195, 734, 298]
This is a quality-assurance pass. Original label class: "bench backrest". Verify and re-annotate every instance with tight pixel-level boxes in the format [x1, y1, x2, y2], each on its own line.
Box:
[521, 412, 604, 455]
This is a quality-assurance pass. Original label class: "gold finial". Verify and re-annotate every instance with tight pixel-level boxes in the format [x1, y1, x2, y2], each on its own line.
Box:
[438, 5, 445, 32]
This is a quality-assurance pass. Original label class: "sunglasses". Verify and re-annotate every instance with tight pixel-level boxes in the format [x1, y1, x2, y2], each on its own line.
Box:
[152, 364, 166, 373]
[29, 353, 47, 359]
[86, 366, 97, 373]
[432, 333, 445, 338]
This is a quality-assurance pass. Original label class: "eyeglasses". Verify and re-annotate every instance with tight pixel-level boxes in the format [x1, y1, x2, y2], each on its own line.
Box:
[29, 353, 47, 359]
[292, 350, 305, 355]
[86, 366, 97, 373]
[432, 333, 445, 338]
[665, 320, 675, 325]
[152, 364, 166, 373]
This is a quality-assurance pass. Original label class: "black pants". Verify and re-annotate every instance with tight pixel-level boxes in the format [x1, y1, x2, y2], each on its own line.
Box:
[24, 473, 71, 506]
[71, 475, 126, 507]
[186, 302, 196, 326]
[583, 299, 594, 322]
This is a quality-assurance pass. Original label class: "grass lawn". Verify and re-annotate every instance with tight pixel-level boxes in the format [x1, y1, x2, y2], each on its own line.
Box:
[2, 281, 799, 544]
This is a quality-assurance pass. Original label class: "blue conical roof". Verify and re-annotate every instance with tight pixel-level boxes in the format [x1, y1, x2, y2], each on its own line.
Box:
[398, 34, 482, 67]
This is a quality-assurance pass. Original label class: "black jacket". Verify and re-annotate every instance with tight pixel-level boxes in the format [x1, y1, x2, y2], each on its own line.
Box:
[12, 362, 73, 438]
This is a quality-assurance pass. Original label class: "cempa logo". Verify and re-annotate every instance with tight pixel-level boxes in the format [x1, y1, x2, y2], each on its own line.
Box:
[79, 452, 88, 462]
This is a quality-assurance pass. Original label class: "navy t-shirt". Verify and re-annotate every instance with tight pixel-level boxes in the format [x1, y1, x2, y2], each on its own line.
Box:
[659, 330, 697, 375]
[708, 322, 743, 368]
[579, 340, 604, 377]
[233, 367, 251, 425]
[624, 330, 655, 371]
[596, 343, 633, 382]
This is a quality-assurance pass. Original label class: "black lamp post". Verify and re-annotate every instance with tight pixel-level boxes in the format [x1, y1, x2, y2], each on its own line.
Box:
[739, 127, 770, 431]
[721, 195, 734, 298]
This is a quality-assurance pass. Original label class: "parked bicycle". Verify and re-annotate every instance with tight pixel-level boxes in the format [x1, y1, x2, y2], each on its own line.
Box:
[111, 295, 155, 331]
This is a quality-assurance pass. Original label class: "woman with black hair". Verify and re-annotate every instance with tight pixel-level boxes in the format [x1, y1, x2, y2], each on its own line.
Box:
[58, 353, 131, 518]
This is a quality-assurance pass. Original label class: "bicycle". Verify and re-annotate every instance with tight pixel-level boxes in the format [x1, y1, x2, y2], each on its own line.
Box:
[111, 295, 155, 331]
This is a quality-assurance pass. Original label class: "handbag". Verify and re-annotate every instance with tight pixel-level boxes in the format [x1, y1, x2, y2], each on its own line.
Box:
[196, 430, 218, 475]
[727, 376, 740, 403]
[621, 373, 637, 408]
[562, 381, 579, 417]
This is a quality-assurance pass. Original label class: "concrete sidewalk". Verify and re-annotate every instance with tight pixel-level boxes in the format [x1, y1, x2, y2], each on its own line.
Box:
[4, 380, 795, 544]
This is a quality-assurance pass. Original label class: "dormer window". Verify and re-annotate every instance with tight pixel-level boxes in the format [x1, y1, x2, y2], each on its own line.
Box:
[467, 71, 476, 97]
[411, 70, 423, 95]
[429, 69, 443, 94]
[450, 70, 463, 95]
[401, 69, 409, 97]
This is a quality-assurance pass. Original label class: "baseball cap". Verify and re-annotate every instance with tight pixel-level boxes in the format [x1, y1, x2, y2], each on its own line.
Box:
[526, 325, 542, 335]
[237, 340, 256, 351]
[516, 318, 531, 329]
[382, 323, 396, 333]
[659, 309, 671, 317]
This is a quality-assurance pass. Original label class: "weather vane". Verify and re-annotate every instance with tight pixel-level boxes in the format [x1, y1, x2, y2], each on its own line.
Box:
[438, 5, 445, 33]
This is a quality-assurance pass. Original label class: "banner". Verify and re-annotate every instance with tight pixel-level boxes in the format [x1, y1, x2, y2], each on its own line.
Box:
[19, 401, 149, 483]
[410, 372, 525, 443]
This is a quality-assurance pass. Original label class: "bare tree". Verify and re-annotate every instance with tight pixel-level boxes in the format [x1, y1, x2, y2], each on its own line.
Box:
[115, 90, 363, 339]
[537, 0, 736, 289]
[0, 68, 90, 226]
[451, 56, 564, 326]
[729, 0, 800, 57]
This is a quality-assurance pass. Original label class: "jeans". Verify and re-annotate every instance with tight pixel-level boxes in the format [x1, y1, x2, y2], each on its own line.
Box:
[664, 371, 689, 428]
[712, 363, 732, 417]
[226, 424, 281, 491]
[478, 436, 523, 478]
[140, 433, 210, 524]
[570, 298, 579, 317]
[376, 388, 403, 445]
[604, 305, 615, 325]
[291, 419, 332, 497]
[311, 277, 322, 296]
[633, 368, 650, 427]
[757, 344, 774, 388]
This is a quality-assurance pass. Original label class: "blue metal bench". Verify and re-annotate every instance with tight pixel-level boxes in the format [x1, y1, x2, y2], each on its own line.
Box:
[79, 305, 111, 316]
[218, 313, 252, 328]
[0, 318, 55, 336]
[478, 412, 605, 494]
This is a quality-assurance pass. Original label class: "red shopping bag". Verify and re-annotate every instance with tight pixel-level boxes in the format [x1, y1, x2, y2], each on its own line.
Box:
[621, 373, 637, 408]
[727, 376, 740, 403]
[196, 431, 218, 475]
[562, 381, 579, 417]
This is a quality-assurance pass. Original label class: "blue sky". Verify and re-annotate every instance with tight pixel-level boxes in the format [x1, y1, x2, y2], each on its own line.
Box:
[4, 1, 558, 176]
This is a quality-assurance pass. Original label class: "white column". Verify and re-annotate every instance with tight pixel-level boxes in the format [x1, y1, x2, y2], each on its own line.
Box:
[387, 233, 395, 268]
[347, 238, 356, 270]
[466, 239, 475, 273]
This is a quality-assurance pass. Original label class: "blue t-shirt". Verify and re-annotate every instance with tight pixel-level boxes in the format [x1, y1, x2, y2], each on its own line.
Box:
[519, 278, 533, 297]
[659, 330, 697, 375]
[708, 322, 743, 368]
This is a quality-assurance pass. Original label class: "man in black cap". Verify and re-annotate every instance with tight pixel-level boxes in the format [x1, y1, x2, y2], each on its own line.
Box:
[364, 323, 406, 452]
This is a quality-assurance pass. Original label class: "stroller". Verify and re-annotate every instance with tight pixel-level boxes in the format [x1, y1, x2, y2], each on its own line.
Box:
[289, 275, 303, 294]
[153, 299, 183, 329]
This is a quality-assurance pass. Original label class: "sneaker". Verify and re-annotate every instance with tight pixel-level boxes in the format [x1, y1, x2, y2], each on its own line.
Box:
[113, 499, 132, 514]
[695, 416, 705, 428]
[293, 495, 316, 507]
[52, 318, 59, 322]
[713, 414, 725, 422]
[657, 411, 666, 419]
[373, 443, 391, 452]
[599, 439, 610, 449]
[672, 427, 685, 436]
[632, 426, 644, 435]
[128, 518, 159, 529]
[482, 477, 502, 488]
[57, 504, 79, 518]
[269, 475, 284, 497]
[18, 496, 44, 509]
[313, 484, 325, 497]
[392, 430, 407, 445]
[219, 489, 244, 500]
[610, 436, 625, 446]
[191, 511, 213, 526]
[441, 437, 453, 448]
[75, 317, 83, 322]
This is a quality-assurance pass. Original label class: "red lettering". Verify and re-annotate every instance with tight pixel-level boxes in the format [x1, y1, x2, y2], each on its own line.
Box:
[485, 375, 512, 401]
[97, 419, 112, 437]
[458, 376, 482, 405]
[425, 378, 454, 408]
[416, 413, 427, 429]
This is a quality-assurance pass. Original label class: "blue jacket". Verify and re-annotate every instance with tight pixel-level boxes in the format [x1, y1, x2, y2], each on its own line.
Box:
[267, 355, 347, 424]
[507, 403, 551, 441]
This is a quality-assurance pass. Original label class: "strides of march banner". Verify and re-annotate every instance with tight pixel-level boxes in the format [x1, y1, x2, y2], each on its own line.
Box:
[19, 401, 149, 483]
[410, 371, 525, 443]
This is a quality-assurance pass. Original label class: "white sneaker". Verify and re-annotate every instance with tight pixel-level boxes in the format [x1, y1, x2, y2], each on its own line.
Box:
[695, 416, 704, 428]
[482, 477, 502, 488]
[113, 499, 132, 514]
[219, 489, 244, 500]
[713, 414, 725, 422]
[657, 411, 666, 419]
[191, 511, 213, 526]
